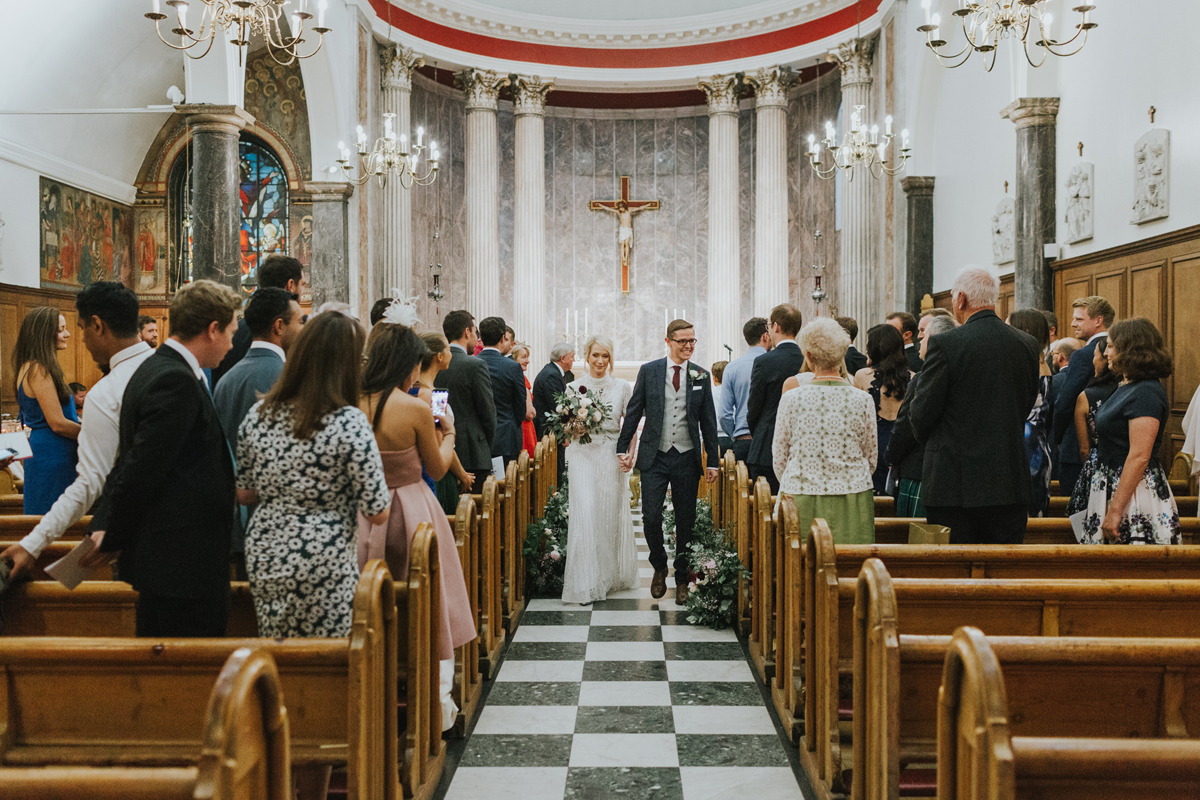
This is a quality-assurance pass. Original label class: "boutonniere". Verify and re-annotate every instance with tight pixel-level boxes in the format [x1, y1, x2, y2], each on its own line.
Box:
[687, 367, 707, 383]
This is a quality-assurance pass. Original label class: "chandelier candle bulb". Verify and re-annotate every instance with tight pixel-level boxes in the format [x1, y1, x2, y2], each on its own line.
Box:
[152, 0, 160, 13]
[885, 115, 893, 135]
[317, 0, 326, 28]
[922, 0, 931, 25]
[416, 126, 424, 146]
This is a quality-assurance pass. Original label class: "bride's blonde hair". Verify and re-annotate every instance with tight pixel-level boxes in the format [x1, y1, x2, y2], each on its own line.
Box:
[583, 335, 615, 374]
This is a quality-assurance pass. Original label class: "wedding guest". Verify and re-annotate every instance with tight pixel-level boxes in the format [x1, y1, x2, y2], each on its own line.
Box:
[435, 310, 496, 491]
[369, 297, 393, 327]
[837, 316, 868, 376]
[854, 324, 911, 495]
[12, 307, 80, 514]
[359, 313, 477, 731]
[1052, 295, 1114, 498]
[887, 315, 956, 517]
[906, 266, 1040, 544]
[509, 343, 538, 458]
[1008, 309, 1054, 516]
[917, 307, 955, 344]
[1075, 318, 1178, 544]
[211, 254, 303, 386]
[774, 317, 876, 544]
[137, 315, 159, 348]
[532, 342, 575, 484]
[886, 311, 923, 373]
[69, 382, 87, 414]
[1050, 337, 1082, 373]
[417, 331, 475, 512]
[1041, 309, 1059, 344]
[1066, 337, 1120, 516]
[711, 360, 732, 454]
[747, 304, 805, 493]
[501, 325, 516, 355]
[2, 282, 152, 578]
[718, 317, 771, 464]
[1048, 337, 1083, 481]
[477, 316, 527, 467]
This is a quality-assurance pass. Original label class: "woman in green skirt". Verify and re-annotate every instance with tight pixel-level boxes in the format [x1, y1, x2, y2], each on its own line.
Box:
[773, 317, 877, 544]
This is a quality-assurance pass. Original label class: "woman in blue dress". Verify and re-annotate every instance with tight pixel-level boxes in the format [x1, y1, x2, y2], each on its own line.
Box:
[1008, 309, 1054, 517]
[12, 307, 80, 513]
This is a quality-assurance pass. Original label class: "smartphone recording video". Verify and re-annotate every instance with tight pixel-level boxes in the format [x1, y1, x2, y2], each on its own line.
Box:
[431, 390, 450, 420]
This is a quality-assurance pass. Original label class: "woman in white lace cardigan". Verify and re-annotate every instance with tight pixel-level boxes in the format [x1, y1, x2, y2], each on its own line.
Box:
[773, 317, 877, 544]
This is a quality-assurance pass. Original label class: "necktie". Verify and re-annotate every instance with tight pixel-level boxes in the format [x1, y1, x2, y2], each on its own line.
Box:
[672, 365, 681, 392]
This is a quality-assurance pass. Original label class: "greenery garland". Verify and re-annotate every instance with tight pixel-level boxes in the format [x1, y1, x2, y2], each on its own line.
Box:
[524, 473, 569, 597]
[680, 499, 745, 629]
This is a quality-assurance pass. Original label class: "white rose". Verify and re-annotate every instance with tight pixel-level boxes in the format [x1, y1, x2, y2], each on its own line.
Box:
[580, 398, 592, 408]
[593, 411, 601, 421]
[555, 405, 565, 413]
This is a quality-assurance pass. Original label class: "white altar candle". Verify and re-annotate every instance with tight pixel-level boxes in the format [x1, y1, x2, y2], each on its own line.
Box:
[574, 310, 578, 336]
[584, 309, 588, 337]
[565, 308, 570, 336]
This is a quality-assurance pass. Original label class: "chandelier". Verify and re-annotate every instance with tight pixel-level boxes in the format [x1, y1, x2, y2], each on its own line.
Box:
[146, 0, 329, 64]
[919, 0, 1097, 71]
[806, 105, 911, 181]
[336, 113, 441, 189]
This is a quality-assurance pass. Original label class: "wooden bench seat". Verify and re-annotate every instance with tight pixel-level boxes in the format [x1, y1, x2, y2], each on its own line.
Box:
[938, 627, 1200, 800]
[872, 494, 1198, 517]
[0, 646, 290, 800]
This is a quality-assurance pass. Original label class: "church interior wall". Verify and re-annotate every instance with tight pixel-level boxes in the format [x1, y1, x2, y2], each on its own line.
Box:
[0, 160, 41, 288]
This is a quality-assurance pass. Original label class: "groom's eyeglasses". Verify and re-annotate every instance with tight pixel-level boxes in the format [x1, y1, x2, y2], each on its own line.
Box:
[670, 338, 697, 347]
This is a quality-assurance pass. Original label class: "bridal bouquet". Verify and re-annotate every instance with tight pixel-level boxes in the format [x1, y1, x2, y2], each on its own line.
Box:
[545, 385, 613, 445]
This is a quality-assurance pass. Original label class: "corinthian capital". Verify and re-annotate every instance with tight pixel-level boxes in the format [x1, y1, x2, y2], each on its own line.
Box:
[698, 73, 741, 116]
[381, 45, 424, 91]
[511, 75, 555, 118]
[828, 37, 876, 88]
[457, 68, 510, 112]
[744, 66, 793, 110]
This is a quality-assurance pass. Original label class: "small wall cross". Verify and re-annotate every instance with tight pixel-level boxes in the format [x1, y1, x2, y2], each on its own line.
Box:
[1004, 180, 1009, 194]
[1077, 142, 1084, 157]
[1149, 106, 1157, 124]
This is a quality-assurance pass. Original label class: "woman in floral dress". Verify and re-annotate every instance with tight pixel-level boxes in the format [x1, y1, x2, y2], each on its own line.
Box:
[1066, 337, 1119, 516]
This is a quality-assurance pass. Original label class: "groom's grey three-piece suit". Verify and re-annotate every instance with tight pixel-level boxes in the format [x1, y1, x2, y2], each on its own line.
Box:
[617, 358, 720, 576]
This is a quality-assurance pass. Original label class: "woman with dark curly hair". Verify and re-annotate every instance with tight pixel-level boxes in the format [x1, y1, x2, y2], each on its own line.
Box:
[854, 323, 912, 495]
[1066, 337, 1120, 517]
[1008, 309, 1054, 516]
[1074, 317, 1179, 544]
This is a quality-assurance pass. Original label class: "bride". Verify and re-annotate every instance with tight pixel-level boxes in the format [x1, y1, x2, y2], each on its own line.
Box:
[561, 335, 639, 605]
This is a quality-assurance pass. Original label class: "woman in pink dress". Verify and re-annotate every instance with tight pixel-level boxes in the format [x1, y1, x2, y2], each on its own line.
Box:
[357, 302, 476, 731]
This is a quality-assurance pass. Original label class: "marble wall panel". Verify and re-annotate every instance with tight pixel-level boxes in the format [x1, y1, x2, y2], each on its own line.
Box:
[498, 108, 515, 322]
[738, 106, 757, 332]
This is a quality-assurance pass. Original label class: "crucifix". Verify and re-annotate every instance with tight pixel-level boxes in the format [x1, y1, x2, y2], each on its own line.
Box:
[589, 175, 660, 293]
[1149, 106, 1157, 124]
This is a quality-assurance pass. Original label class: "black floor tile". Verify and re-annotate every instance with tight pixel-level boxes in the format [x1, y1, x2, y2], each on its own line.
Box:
[564, 767, 683, 800]
[573, 706, 675, 734]
[581, 660, 669, 682]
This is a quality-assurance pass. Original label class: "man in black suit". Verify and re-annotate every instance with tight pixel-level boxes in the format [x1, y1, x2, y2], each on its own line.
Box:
[532, 341, 576, 484]
[836, 316, 868, 376]
[746, 304, 806, 494]
[83, 280, 243, 637]
[210, 255, 303, 387]
[617, 318, 719, 604]
[906, 267, 1040, 544]
[477, 316, 528, 468]
[434, 310, 497, 492]
[887, 311, 923, 374]
[1051, 296, 1114, 498]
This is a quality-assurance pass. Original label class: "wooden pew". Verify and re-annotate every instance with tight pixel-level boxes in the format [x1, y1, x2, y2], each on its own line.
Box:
[854, 571, 1200, 800]
[871, 494, 1200, 518]
[452, 495, 482, 737]
[1050, 477, 1189, 496]
[501, 455, 526, 634]
[747, 477, 776, 682]
[731, 459, 752, 636]
[872, 516, 1200, 546]
[937, 627, 1200, 800]
[0, 515, 90, 542]
[0, 495, 21, 513]
[0, 646, 291, 800]
[0, 540, 113, 581]
[472, 477, 505, 680]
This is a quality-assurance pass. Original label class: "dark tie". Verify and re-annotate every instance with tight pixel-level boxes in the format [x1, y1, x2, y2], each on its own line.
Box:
[672, 365, 681, 392]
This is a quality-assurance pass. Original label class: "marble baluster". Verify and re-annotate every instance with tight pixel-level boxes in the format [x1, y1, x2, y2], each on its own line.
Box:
[699, 74, 742, 364]
[1002, 98, 1059, 310]
[512, 76, 554, 362]
[303, 181, 355, 307]
[745, 67, 791, 318]
[829, 38, 876, 338]
[380, 46, 424, 300]
[901, 176, 935, 315]
[459, 69, 510, 316]
[179, 104, 254, 291]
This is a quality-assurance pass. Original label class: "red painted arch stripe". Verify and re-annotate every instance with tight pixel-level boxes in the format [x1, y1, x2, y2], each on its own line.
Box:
[371, 0, 881, 69]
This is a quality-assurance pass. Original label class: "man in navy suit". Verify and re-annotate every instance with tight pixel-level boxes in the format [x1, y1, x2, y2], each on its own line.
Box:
[477, 316, 529, 468]
[1051, 296, 1114, 498]
[617, 319, 719, 604]
[746, 304, 806, 494]
[532, 342, 576, 485]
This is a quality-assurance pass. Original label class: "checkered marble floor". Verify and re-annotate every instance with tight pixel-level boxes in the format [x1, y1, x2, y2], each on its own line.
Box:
[441, 510, 807, 800]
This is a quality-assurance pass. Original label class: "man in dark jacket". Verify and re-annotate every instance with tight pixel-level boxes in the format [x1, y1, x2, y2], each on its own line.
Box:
[887, 311, 923, 373]
[836, 316, 868, 376]
[1051, 296, 1114, 498]
[210, 255, 303, 386]
[477, 316, 529, 468]
[532, 342, 575, 485]
[746, 304, 806, 493]
[434, 310, 497, 492]
[906, 267, 1040, 544]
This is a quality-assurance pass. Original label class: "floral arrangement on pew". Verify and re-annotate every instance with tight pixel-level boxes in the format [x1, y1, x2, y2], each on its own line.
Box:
[543, 385, 612, 445]
[524, 473, 569, 597]
[682, 499, 745, 630]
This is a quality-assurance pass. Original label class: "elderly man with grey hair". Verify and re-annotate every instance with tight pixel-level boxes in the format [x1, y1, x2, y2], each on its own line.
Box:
[904, 266, 1041, 543]
[532, 342, 576, 482]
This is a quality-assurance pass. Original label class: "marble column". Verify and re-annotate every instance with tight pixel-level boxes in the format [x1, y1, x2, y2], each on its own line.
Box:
[745, 67, 791, 316]
[901, 176, 935, 316]
[380, 46, 424, 300]
[699, 74, 742, 363]
[459, 69, 510, 317]
[829, 38, 876, 339]
[1002, 98, 1059, 310]
[303, 181, 355, 308]
[179, 104, 254, 291]
[512, 75, 555, 362]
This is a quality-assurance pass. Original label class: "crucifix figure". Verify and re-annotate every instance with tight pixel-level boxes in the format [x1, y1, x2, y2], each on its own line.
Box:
[589, 176, 659, 293]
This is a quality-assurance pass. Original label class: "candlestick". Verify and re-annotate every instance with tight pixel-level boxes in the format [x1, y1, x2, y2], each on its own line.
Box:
[152, 0, 160, 13]
[317, 0, 327, 27]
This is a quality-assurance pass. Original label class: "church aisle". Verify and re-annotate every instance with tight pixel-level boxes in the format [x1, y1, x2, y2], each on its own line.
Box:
[441, 510, 807, 800]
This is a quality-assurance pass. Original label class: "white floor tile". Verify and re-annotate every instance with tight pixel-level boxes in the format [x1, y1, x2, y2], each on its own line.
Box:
[472, 705, 578, 735]
[569, 733, 679, 767]
[605, 586, 653, 599]
[585, 641, 667, 661]
[665, 660, 755, 682]
[679, 767, 804, 800]
[446, 767, 569, 800]
[578, 681, 673, 706]
[590, 610, 662, 626]
[638, 567, 657, 577]
[661, 625, 739, 642]
[513, 625, 591, 643]
[672, 706, 776, 735]
[494, 660, 585, 683]
[526, 599, 574, 612]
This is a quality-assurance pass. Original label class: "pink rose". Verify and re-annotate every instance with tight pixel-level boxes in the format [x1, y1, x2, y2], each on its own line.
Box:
[549, 551, 561, 561]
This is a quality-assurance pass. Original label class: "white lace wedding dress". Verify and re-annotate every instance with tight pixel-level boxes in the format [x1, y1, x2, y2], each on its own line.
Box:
[561, 373, 640, 604]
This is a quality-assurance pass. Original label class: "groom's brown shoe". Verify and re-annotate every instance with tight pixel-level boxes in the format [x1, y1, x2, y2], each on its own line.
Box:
[675, 582, 690, 605]
[650, 569, 668, 599]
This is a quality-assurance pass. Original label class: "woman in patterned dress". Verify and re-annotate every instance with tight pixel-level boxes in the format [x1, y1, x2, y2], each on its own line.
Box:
[775, 317, 877, 545]
[1076, 318, 1180, 545]
[1008, 309, 1055, 517]
[1066, 337, 1119, 516]
[853, 324, 911, 496]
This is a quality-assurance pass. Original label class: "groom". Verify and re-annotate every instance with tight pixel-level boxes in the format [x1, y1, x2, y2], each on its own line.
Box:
[617, 319, 720, 604]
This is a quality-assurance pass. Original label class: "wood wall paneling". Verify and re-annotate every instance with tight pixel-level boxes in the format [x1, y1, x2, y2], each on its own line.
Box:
[1171, 253, 1200, 415]
[1130, 262, 1165, 331]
